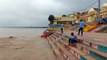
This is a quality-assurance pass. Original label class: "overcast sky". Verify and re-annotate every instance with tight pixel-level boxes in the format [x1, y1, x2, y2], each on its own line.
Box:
[0, 0, 106, 27]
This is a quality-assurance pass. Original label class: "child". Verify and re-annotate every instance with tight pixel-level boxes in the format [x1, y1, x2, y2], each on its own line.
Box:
[69, 32, 78, 45]
[61, 28, 63, 34]
[61, 23, 64, 34]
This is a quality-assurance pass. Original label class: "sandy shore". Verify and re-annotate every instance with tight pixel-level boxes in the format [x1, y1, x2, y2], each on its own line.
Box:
[0, 29, 56, 60]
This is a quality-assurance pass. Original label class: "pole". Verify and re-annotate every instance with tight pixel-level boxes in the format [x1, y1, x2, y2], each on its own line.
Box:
[98, 0, 101, 20]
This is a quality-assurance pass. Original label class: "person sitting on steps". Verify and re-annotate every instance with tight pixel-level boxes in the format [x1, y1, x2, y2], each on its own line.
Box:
[69, 32, 78, 46]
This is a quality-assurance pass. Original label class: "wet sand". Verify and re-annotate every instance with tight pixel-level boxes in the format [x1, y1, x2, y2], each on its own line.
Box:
[0, 28, 55, 60]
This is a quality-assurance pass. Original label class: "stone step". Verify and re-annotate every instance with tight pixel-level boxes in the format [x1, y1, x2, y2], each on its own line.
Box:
[52, 33, 65, 41]
[79, 37, 107, 53]
[96, 25, 107, 32]
[77, 43, 107, 60]
[70, 26, 79, 31]
[53, 33, 70, 43]
[47, 36, 65, 60]
[90, 24, 107, 32]
[63, 35, 107, 53]
[51, 34, 57, 39]
[51, 34, 96, 60]
[59, 40, 96, 60]
[55, 32, 62, 36]
[54, 33, 68, 39]
[54, 33, 64, 38]
[60, 35, 107, 60]
[61, 35, 107, 60]
[53, 33, 60, 38]
[50, 35, 78, 60]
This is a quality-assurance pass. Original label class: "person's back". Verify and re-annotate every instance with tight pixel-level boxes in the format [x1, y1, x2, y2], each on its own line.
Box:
[61, 23, 64, 28]
[71, 35, 77, 41]
[105, 17, 107, 24]
[78, 20, 85, 36]
[80, 21, 84, 28]
[69, 33, 78, 45]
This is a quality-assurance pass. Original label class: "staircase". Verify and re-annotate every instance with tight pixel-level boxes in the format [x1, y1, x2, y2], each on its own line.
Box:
[96, 25, 107, 33]
[47, 33, 107, 60]
[90, 24, 107, 32]
[48, 33, 107, 60]
[65, 34, 107, 60]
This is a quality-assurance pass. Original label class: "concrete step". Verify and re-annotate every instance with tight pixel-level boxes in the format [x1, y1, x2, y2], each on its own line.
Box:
[54, 33, 68, 39]
[60, 35, 107, 60]
[53, 34, 70, 43]
[70, 26, 79, 31]
[62, 35, 107, 59]
[59, 40, 96, 60]
[53, 33, 60, 38]
[79, 37, 107, 53]
[51, 34, 57, 39]
[47, 36, 65, 60]
[96, 25, 107, 32]
[52, 33, 65, 41]
[76, 43, 107, 60]
[54, 33, 64, 38]
[90, 24, 107, 32]
[51, 34, 96, 60]
[50, 35, 78, 60]
[55, 32, 62, 36]
[63, 35, 107, 53]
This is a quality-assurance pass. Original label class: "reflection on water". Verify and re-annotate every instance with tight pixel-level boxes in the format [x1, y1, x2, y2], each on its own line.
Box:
[0, 28, 46, 37]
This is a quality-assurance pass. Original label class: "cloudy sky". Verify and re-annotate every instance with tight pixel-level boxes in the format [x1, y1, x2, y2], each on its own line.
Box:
[0, 0, 106, 27]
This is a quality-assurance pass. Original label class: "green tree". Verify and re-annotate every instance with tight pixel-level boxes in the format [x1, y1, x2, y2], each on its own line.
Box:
[48, 15, 55, 24]
[62, 15, 66, 17]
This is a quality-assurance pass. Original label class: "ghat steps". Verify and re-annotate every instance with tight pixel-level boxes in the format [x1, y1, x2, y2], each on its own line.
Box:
[47, 33, 107, 60]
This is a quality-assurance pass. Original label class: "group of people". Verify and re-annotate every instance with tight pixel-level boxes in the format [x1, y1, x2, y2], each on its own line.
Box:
[60, 20, 85, 46]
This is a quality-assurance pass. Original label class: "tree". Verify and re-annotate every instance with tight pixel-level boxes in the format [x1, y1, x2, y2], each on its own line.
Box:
[62, 15, 66, 17]
[48, 15, 55, 24]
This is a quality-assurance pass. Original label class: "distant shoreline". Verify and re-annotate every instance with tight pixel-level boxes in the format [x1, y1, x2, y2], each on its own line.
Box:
[0, 27, 48, 28]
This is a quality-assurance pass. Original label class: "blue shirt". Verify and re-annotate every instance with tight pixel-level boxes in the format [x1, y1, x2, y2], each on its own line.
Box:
[61, 24, 64, 28]
[80, 21, 84, 28]
[105, 18, 107, 23]
[71, 36, 77, 41]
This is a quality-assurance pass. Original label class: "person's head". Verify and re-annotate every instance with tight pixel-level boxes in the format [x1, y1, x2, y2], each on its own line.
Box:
[80, 20, 83, 22]
[71, 32, 74, 36]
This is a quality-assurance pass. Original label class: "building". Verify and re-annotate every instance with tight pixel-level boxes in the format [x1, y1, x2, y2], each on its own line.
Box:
[101, 1, 107, 18]
[53, 1, 107, 25]
[87, 8, 98, 22]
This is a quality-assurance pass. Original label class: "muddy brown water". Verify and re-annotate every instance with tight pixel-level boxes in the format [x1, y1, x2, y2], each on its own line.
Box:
[0, 28, 55, 60]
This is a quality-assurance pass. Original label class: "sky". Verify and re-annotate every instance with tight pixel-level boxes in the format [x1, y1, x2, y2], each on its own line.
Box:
[0, 0, 106, 27]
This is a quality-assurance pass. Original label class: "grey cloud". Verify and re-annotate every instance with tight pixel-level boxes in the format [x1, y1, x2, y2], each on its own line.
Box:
[0, 0, 106, 27]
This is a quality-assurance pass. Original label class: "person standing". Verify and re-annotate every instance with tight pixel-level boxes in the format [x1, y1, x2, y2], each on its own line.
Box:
[78, 20, 85, 36]
[61, 23, 64, 34]
[105, 14, 107, 24]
